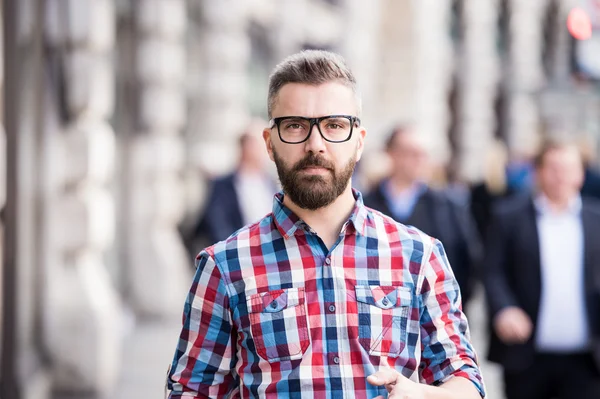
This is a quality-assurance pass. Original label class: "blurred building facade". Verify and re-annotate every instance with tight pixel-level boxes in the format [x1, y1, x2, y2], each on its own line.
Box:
[2, 0, 599, 398]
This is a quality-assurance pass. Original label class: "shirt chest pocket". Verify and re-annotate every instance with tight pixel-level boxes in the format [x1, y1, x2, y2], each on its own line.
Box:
[246, 287, 311, 363]
[355, 285, 412, 358]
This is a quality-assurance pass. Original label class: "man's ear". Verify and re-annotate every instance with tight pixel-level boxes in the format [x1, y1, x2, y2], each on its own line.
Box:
[263, 128, 275, 162]
[355, 126, 367, 162]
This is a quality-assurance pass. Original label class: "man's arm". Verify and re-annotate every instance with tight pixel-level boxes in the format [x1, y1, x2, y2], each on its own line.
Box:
[416, 239, 485, 398]
[483, 207, 532, 344]
[482, 207, 519, 316]
[167, 252, 237, 398]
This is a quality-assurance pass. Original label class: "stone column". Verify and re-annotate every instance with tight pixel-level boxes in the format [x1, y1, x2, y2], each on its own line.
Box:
[506, 0, 548, 155]
[2, 0, 55, 397]
[188, 0, 251, 176]
[412, 0, 455, 164]
[458, 0, 501, 182]
[181, 0, 253, 235]
[127, 0, 190, 317]
[43, 0, 122, 396]
[339, 0, 383, 136]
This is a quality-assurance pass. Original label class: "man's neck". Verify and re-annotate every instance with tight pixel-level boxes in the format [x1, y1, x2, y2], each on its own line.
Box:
[388, 176, 420, 195]
[538, 192, 579, 214]
[237, 162, 263, 176]
[283, 185, 356, 250]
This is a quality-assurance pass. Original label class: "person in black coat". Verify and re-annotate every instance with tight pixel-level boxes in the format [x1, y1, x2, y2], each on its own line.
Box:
[364, 126, 482, 306]
[484, 140, 600, 399]
[189, 131, 277, 250]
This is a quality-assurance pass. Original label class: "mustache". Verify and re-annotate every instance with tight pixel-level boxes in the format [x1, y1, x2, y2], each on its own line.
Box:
[293, 154, 334, 172]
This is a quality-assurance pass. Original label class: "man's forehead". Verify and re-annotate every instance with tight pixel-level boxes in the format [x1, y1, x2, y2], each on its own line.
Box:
[272, 82, 357, 116]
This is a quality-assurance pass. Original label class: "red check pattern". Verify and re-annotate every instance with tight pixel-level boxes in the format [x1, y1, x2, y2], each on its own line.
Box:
[167, 190, 486, 398]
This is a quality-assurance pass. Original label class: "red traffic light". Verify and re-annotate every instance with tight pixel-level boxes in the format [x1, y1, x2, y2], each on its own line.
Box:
[567, 7, 593, 40]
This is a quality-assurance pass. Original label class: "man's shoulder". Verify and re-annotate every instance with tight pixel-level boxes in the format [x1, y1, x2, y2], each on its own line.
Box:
[212, 173, 237, 188]
[582, 196, 600, 216]
[362, 182, 386, 206]
[202, 213, 275, 260]
[423, 187, 469, 209]
[364, 205, 435, 246]
[491, 193, 531, 216]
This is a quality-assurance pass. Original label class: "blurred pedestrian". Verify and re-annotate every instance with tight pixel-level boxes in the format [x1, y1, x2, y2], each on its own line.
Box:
[484, 140, 600, 399]
[470, 139, 520, 242]
[364, 126, 482, 306]
[167, 50, 485, 399]
[190, 123, 277, 246]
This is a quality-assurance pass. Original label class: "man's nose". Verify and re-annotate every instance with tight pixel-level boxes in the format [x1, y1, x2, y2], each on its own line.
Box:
[304, 123, 327, 153]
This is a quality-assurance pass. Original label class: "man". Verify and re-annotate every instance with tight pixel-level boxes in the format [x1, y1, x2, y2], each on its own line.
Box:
[364, 127, 482, 306]
[167, 50, 485, 399]
[191, 125, 276, 245]
[484, 141, 600, 399]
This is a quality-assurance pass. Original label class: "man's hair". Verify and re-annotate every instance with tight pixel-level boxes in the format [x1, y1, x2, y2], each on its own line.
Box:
[385, 125, 410, 151]
[267, 50, 360, 118]
[533, 139, 582, 168]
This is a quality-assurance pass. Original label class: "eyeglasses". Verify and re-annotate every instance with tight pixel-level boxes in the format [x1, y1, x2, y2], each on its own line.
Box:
[269, 115, 361, 144]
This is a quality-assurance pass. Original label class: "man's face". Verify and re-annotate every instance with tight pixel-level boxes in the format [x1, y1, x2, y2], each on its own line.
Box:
[536, 147, 584, 203]
[263, 82, 366, 210]
[241, 134, 268, 169]
[387, 132, 430, 184]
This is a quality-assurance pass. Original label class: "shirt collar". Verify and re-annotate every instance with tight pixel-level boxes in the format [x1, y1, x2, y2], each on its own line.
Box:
[272, 189, 369, 239]
[534, 194, 582, 216]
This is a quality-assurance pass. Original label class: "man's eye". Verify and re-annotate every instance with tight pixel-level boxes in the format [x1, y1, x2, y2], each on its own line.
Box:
[327, 123, 343, 129]
[286, 123, 303, 129]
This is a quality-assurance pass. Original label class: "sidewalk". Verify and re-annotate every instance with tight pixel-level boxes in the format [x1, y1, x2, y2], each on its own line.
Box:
[114, 317, 181, 399]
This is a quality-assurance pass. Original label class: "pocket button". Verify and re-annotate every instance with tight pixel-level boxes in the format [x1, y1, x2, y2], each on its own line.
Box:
[382, 298, 389, 306]
[270, 301, 278, 309]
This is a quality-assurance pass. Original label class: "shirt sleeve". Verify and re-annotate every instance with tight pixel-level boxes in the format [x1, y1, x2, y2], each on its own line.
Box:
[418, 238, 486, 398]
[167, 251, 237, 398]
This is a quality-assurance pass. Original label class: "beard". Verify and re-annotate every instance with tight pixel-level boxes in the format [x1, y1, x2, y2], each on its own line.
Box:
[272, 149, 357, 210]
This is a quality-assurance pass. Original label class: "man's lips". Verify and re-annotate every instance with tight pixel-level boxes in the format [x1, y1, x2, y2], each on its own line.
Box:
[300, 166, 330, 173]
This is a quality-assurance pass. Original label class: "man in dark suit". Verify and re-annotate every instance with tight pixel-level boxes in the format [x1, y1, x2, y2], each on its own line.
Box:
[364, 126, 482, 305]
[191, 130, 276, 246]
[484, 140, 600, 399]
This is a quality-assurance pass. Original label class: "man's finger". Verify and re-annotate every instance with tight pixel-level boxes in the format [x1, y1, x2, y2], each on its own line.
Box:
[367, 368, 401, 386]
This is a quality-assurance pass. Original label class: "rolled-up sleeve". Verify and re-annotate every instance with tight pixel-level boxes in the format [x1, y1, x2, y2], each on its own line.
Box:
[167, 251, 237, 398]
[418, 239, 486, 398]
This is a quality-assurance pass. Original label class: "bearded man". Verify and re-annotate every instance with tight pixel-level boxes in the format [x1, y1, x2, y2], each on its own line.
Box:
[166, 50, 485, 399]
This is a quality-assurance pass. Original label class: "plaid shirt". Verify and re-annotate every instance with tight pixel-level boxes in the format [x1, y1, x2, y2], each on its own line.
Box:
[168, 190, 485, 398]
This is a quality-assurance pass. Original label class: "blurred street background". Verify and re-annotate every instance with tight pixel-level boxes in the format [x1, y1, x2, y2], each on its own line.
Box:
[2, 0, 600, 398]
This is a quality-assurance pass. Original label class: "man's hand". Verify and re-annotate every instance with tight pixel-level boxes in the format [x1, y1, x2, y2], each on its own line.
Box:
[493, 306, 533, 344]
[367, 368, 424, 399]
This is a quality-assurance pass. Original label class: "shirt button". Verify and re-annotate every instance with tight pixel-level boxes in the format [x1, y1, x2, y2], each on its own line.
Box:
[382, 298, 389, 306]
[270, 301, 278, 309]
[328, 304, 336, 312]
[325, 258, 331, 265]
[333, 356, 340, 364]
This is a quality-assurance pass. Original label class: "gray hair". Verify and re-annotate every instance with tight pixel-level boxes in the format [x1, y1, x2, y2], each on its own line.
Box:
[267, 50, 361, 118]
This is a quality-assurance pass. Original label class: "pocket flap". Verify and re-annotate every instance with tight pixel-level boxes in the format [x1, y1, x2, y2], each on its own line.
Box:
[247, 287, 304, 313]
[355, 286, 411, 309]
